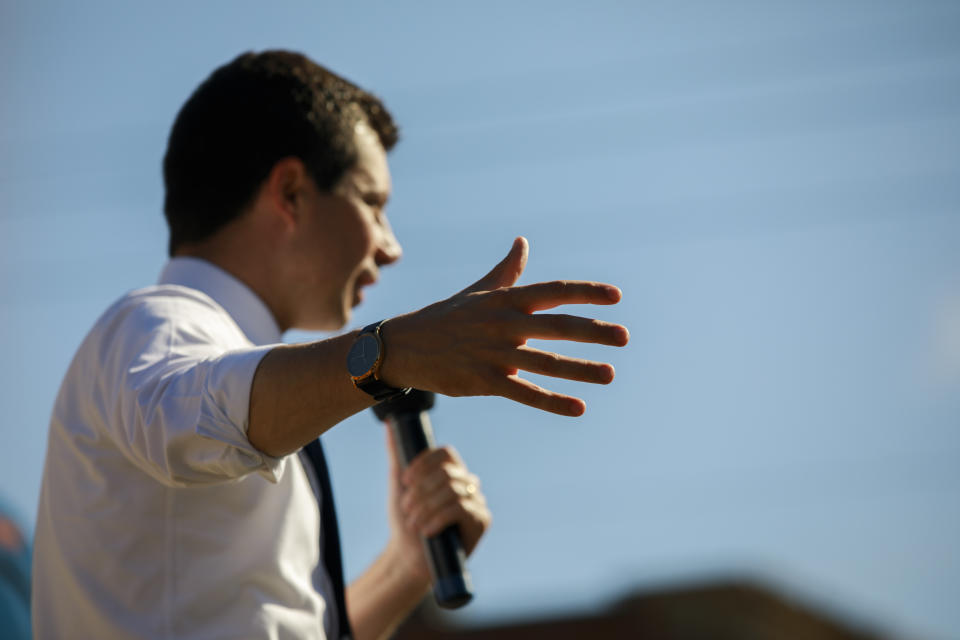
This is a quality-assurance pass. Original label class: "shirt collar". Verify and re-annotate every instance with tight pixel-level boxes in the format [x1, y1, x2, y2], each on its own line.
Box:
[158, 257, 283, 346]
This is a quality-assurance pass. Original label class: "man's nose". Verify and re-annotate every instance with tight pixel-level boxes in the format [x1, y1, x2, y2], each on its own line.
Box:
[375, 219, 402, 266]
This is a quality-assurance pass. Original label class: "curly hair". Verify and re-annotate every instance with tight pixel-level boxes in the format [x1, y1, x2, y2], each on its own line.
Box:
[162, 50, 398, 255]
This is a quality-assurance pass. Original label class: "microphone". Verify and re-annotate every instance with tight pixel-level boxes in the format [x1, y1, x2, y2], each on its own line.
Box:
[372, 390, 474, 609]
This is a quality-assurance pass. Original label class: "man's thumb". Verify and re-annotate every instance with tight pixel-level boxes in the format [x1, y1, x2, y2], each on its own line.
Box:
[462, 237, 528, 294]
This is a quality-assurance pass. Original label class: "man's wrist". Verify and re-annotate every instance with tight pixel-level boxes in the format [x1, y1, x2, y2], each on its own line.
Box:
[376, 314, 409, 390]
[382, 538, 432, 593]
[347, 320, 409, 401]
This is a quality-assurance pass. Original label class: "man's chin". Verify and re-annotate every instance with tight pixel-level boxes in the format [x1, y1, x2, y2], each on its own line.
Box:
[293, 306, 350, 333]
[328, 309, 351, 332]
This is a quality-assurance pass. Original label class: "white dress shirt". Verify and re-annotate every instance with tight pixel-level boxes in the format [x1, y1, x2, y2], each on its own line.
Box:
[33, 257, 338, 639]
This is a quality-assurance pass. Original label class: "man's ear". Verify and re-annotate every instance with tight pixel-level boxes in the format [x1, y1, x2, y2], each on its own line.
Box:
[264, 157, 310, 230]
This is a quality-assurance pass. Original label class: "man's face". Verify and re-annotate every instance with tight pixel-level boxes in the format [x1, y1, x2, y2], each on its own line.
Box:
[289, 121, 402, 331]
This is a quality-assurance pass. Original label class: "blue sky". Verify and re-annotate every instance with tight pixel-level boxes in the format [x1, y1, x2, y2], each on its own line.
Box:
[2, 2, 959, 637]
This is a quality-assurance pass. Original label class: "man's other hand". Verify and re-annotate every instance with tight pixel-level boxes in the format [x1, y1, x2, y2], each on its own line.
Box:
[383, 427, 490, 584]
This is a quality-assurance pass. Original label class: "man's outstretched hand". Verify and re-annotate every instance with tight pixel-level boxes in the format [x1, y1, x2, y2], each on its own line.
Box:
[380, 237, 630, 416]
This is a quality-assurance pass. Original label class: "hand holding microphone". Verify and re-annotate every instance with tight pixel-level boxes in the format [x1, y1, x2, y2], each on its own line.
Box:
[373, 390, 483, 609]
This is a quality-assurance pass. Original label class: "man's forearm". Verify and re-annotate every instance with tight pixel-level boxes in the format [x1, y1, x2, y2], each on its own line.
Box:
[247, 331, 375, 457]
[346, 543, 431, 640]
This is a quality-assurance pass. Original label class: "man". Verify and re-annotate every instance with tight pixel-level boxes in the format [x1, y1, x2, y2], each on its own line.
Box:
[33, 51, 628, 639]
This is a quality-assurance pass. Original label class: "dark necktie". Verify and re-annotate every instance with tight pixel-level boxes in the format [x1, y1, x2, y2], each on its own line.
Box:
[303, 438, 353, 640]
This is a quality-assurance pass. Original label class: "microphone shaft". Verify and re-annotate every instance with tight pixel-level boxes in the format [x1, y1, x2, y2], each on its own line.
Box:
[386, 410, 474, 609]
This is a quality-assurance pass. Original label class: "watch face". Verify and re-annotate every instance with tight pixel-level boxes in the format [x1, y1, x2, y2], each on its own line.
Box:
[347, 332, 380, 378]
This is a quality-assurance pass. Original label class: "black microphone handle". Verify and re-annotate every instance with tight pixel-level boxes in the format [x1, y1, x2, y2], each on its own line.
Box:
[383, 408, 474, 609]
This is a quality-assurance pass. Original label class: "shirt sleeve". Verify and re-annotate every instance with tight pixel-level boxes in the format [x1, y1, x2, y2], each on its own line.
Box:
[90, 291, 288, 487]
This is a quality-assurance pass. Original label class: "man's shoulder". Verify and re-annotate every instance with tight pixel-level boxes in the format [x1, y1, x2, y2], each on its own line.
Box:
[52, 282, 254, 418]
[80, 283, 240, 355]
[96, 284, 226, 328]
[117, 283, 223, 312]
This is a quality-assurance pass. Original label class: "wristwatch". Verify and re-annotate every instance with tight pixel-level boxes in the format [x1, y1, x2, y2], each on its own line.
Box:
[346, 320, 410, 402]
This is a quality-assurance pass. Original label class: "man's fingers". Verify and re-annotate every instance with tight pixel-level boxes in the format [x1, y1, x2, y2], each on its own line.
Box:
[400, 465, 473, 513]
[401, 446, 464, 486]
[504, 280, 623, 312]
[419, 500, 489, 543]
[404, 474, 483, 527]
[492, 375, 587, 417]
[460, 237, 528, 294]
[509, 346, 615, 384]
[521, 314, 630, 346]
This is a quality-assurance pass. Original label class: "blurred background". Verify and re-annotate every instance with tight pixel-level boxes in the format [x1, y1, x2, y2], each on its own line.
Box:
[2, 1, 959, 638]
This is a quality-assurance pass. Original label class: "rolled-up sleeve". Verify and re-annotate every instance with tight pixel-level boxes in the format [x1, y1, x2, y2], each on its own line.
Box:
[193, 347, 285, 480]
[90, 290, 289, 487]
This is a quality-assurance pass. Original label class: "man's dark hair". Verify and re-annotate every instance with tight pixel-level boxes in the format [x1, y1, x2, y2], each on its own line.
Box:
[162, 50, 398, 255]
